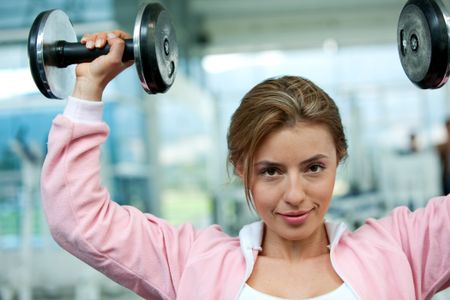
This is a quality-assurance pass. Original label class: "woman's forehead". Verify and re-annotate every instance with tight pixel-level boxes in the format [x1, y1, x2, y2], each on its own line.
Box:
[254, 122, 336, 161]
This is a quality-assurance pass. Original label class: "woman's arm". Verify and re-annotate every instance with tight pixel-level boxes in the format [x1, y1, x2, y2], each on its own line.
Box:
[40, 32, 196, 299]
[378, 195, 450, 299]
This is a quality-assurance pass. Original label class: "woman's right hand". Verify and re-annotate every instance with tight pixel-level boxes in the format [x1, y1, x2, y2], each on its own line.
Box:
[72, 30, 134, 101]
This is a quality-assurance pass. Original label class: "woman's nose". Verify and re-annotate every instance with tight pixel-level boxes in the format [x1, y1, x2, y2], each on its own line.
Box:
[284, 174, 306, 206]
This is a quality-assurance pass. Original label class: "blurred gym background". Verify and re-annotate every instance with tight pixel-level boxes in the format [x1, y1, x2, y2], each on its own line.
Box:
[0, 0, 448, 299]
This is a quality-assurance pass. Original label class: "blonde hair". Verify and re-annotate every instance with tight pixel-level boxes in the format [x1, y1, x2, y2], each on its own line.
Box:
[227, 76, 347, 205]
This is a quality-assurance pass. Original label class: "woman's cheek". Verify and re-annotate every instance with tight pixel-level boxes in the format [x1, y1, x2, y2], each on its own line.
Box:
[253, 180, 283, 208]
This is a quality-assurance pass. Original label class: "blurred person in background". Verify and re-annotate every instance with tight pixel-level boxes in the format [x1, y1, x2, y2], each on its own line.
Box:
[437, 118, 450, 195]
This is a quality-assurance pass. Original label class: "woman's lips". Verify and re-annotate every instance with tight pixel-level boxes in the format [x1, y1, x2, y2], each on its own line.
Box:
[278, 209, 313, 225]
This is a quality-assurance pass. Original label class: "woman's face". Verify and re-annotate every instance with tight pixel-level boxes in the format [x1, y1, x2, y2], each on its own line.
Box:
[250, 122, 338, 241]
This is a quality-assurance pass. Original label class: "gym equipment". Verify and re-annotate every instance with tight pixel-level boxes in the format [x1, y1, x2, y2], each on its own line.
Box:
[28, 2, 178, 99]
[397, 0, 450, 89]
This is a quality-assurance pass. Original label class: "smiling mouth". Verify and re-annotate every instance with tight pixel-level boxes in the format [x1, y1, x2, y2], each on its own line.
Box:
[277, 208, 314, 225]
[279, 208, 314, 217]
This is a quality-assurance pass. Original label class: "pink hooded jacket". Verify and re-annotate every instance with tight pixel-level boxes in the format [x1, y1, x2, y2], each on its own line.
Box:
[40, 98, 450, 300]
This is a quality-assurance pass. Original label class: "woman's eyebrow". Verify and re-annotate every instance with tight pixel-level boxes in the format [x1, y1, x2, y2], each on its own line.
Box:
[254, 154, 328, 167]
[300, 154, 328, 166]
[254, 160, 282, 168]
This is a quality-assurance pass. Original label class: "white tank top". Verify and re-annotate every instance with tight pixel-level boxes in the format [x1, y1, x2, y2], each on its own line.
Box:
[238, 283, 357, 300]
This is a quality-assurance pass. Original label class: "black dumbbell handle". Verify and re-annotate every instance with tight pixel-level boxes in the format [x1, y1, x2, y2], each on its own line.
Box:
[46, 39, 135, 68]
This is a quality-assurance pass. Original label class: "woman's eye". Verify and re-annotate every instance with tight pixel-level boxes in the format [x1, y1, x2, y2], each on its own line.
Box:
[262, 167, 279, 176]
[309, 164, 324, 173]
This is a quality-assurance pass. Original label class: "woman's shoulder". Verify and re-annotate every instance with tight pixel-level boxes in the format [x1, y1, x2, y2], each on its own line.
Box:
[180, 222, 241, 251]
[343, 195, 449, 245]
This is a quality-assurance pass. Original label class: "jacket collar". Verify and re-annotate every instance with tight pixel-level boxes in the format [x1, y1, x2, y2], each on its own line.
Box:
[238, 219, 348, 280]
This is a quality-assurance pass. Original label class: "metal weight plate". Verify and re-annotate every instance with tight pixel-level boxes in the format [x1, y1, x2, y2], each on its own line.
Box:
[28, 9, 77, 99]
[134, 3, 178, 94]
[397, 0, 450, 89]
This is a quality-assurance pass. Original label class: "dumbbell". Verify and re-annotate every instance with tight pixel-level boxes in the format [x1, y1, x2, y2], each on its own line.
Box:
[397, 0, 449, 89]
[28, 2, 178, 99]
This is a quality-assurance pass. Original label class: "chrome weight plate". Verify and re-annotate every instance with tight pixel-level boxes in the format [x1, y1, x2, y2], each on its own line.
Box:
[397, 0, 450, 89]
[134, 3, 178, 94]
[28, 9, 77, 99]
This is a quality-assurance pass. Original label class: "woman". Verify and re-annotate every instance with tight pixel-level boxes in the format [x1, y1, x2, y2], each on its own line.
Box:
[41, 31, 450, 299]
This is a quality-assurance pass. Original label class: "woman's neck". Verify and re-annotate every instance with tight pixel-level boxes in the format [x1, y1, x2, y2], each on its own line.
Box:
[261, 223, 329, 262]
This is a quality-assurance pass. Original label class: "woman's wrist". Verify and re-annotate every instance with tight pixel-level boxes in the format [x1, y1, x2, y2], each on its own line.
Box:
[72, 78, 105, 101]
